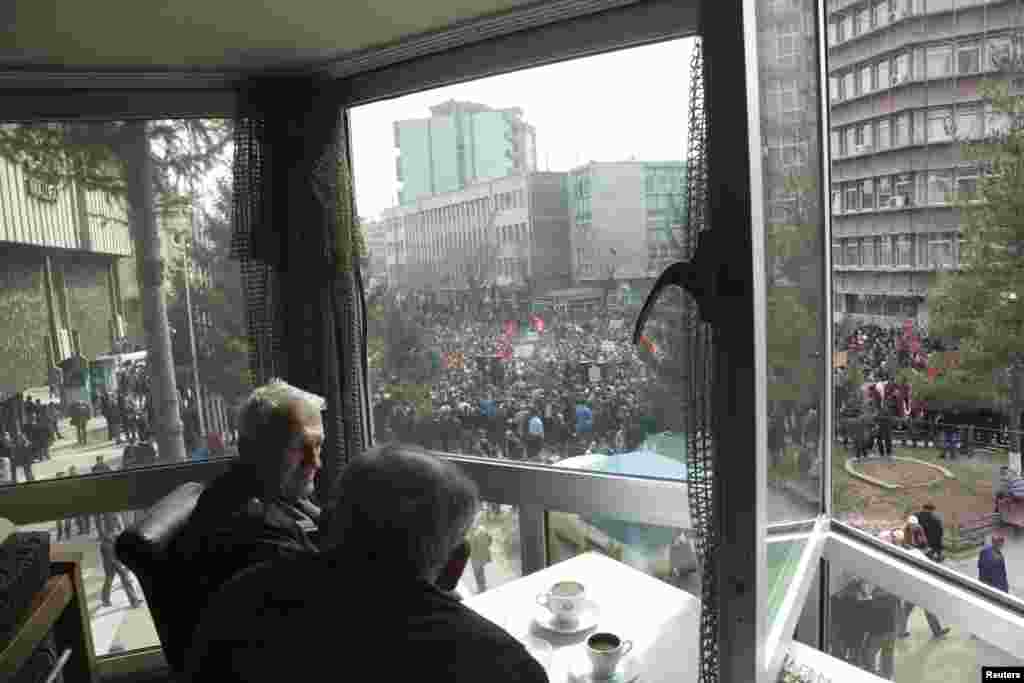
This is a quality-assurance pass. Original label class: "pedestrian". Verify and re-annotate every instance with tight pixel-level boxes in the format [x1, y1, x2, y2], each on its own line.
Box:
[469, 525, 493, 593]
[978, 532, 1009, 593]
[98, 511, 142, 608]
[916, 502, 945, 562]
[11, 431, 34, 483]
[875, 405, 893, 458]
[54, 472, 73, 541]
[899, 519, 950, 639]
[526, 412, 544, 461]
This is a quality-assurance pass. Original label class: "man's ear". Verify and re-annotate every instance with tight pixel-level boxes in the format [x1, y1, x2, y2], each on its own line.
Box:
[437, 540, 470, 592]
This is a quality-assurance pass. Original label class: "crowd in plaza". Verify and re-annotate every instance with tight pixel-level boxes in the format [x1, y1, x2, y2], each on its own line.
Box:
[371, 302, 672, 463]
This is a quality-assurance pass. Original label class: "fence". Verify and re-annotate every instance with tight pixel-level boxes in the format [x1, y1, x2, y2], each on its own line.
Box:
[837, 417, 1023, 459]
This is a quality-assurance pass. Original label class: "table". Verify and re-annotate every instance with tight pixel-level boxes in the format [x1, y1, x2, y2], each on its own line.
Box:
[464, 551, 700, 682]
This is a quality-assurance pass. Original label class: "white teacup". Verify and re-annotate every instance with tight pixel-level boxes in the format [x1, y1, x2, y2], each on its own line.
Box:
[535, 580, 586, 624]
[586, 631, 633, 679]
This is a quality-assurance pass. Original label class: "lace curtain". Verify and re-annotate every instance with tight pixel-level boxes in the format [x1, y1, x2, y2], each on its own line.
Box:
[231, 78, 370, 500]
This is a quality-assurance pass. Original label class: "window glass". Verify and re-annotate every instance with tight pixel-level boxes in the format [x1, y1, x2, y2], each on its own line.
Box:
[894, 53, 911, 84]
[862, 237, 876, 266]
[957, 105, 981, 140]
[843, 13, 854, 40]
[879, 234, 893, 264]
[831, 130, 841, 156]
[829, 76, 840, 102]
[958, 42, 981, 74]
[893, 113, 910, 146]
[20, 510, 161, 656]
[957, 164, 979, 200]
[820, 562, 1024, 681]
[0, 118, 241, 492]
[927, 170, 953, 204]
[862, 122, 874, 150]
[846, 127, 857, 154]
[845, 72, 856, 99]
[846, 240, 861, 266]
[928, 108, 953, 142]
[989, 36, 1012, 71]
[877, 60, 891, 91]
[861, 66, 874, 94]
[878, 175, 893, 205]
[913, 110, 927, 144]
[351, 40, 693, 479]
[914, 47, 926, 80]
[857, 6, 872, 35]
[833, 241, 843, 265]
[894, 172, 914, 205]
[927, 45, 954, 78]
[861, 178, 876, 210]
[545, 509, 693, 595]
[846, 182, 861, 212]
[832, 188, 843, 215]
[875, 0, 890, 27]
[877, 119, 891, 150]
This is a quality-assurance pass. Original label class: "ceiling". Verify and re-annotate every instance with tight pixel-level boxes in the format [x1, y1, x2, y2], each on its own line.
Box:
[0, 0, 536, 72]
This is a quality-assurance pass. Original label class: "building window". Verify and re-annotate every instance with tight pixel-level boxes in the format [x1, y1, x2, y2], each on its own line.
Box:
[860, 65, 873, 94]
[876, 119, 891, 150]
[893, 112, 910, 146]
[862, 237, 876, 266]
[913, 47, 926, 79]
[894, 52, 911, 84]
[895, 172, 914, 205]
[829, 76, 840, 102]
[861, 178, 876, 210]
[842, 12, 853, 40]
[877, 175, 893, 206]
[989, 35, 1012, 71]
[930, 235, 954, 268]
[879, 234, 893, 264]
[845, 71, 856, 98]
[927, 170, 953, 204]
[958, 42, 981, 74]
[928, 107, 953, 142]
[985, 102, 1012, 137]
[831, 130, 841, 156]
[832, 241, 842, 266]
[913, 110, 926, 144]
[857, 5, 871, 34]
[831, 187, 843, 214]
[874, 0, 890, 27]
[845, 239, 861, 266]
[876, 59, 890, 91]
[957, 164, 979, 200]
[895, 235, 912, 266]
[845, 126, 857, 154]
[845, 182, 861, 212]
[862, 122, 874, 150]
[926, 45, 954, 78]
[957, 104, 981, 140]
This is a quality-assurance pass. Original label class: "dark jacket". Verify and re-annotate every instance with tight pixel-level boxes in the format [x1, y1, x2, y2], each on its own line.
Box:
[978, 545, 1009, 592]
[916, 510, 944, 553]
[168, 462, 321, 668]
[184, 554, 549, 683]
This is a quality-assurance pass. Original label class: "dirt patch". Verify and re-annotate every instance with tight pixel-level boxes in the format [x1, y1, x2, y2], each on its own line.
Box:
[855, 460, 944, 487]
[840, 472, 995, 529]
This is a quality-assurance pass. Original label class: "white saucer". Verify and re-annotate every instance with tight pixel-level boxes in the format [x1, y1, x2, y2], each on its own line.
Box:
[568, 652, 641, 682]
[533, 599, 600, 634]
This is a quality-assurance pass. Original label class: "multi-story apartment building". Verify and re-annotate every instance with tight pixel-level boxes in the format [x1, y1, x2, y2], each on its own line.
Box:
[394, 100, 537, 205]
[362, 217, 388, 287]
[381, 172, 570, 300]
[827, 0, 1022, 326]
[568, 161, 687, 290]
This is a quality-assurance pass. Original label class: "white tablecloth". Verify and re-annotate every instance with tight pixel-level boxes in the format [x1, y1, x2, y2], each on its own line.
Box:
[464, 551, 700, 682]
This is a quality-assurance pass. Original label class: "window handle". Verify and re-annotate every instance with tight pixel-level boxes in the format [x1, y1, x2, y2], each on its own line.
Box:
[632, 227, 746, 345]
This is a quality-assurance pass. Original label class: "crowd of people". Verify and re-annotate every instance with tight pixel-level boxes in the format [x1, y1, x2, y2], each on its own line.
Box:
[371, 306, 672, 464]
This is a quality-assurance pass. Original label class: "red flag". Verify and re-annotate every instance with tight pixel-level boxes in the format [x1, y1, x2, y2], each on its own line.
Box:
[640, 335, 657, 354]
[530, 314, 545, 334]
[927, 366, 940, 380]
[504, 320, 517, 337]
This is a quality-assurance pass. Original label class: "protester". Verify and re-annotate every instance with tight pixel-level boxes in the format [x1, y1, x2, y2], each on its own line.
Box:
[979, 532, 1010, 593]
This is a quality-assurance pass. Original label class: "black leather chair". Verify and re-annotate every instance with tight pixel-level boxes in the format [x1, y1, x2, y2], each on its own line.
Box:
[116, 482, 205, 676]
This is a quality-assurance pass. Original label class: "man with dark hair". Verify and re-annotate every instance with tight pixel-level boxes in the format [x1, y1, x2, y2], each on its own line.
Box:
[185, 444, 548, 683]
[916, 502, 945, 561]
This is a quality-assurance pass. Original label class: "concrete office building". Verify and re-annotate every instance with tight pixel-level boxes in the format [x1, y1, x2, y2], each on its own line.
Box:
[382, 172, 570, 301]
[568, 161, 687, 292]
[394, 100, 537, 205]
[827, 0, 1023, 326]
[361, 217, 388, 287]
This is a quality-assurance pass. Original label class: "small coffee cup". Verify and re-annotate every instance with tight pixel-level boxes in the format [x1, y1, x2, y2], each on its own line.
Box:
[586, 631, 633, 679]
[536, 580, 586, 624]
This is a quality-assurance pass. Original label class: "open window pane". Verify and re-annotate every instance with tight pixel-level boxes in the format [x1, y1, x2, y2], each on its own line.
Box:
[350, 40, 693, 474]
[0, 118, 242, 493]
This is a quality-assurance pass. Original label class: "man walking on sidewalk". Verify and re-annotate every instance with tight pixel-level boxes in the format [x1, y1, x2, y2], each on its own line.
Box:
[470, 525, 493, 593]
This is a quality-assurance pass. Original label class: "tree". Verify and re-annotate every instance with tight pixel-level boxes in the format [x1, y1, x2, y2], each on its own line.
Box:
[0, 119, 231, 462]
[927, 75, 1024, 438]
[166, 178, 250, 405]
